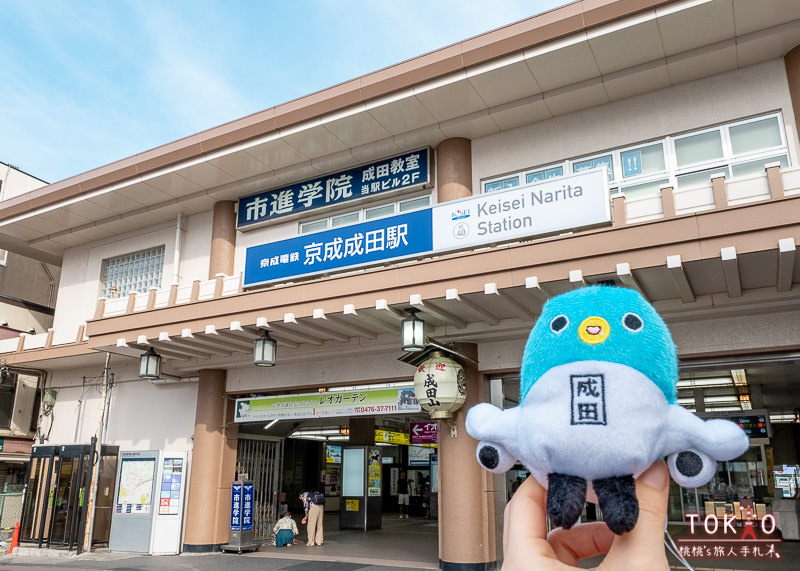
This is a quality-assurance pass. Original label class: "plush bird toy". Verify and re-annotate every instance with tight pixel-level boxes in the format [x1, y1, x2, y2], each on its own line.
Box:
[466, 286, 748, 534]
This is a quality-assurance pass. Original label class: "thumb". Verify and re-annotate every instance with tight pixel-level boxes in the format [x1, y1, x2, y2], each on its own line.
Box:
[602, 460, 670, 570]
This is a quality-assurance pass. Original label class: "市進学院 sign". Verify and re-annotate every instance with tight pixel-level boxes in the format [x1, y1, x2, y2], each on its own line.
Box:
[243, 168, 610, 287]
[237, 149, 431, 229]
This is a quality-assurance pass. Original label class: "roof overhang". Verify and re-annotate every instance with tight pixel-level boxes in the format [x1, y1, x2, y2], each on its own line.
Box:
[0, 0, 799, 262]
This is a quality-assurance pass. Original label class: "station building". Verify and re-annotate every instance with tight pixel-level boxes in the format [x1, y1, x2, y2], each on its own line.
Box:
[2, 0, 800, 568]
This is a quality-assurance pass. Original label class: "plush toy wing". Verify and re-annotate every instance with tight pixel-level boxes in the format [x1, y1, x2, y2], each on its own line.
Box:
[466, 286, 748, 534]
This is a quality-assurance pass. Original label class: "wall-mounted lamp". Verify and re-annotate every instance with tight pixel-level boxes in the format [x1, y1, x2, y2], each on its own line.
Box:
[254, 329, 277, 367]
[401, 308, 425, 352]
[139, 347, 161, 380]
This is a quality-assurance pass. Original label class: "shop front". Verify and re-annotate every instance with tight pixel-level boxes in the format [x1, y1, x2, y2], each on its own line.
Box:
[232, 383, 441, 541]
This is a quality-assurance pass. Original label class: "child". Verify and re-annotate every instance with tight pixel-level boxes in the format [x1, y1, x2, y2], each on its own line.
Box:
[272, 511, 298, 547]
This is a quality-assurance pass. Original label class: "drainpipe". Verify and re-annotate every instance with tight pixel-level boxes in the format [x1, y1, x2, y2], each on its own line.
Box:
[39, 262, 56, 308]
[173, 213, 184, 284]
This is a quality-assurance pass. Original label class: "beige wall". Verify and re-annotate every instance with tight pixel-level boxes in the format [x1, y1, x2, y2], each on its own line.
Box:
[52, 212, 214, 332]
[46, 358, 198, 451]
[472, 60, 799, 189]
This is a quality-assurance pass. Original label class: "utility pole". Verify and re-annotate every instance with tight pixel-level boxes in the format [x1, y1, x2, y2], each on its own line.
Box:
[82, 352, 112, 554]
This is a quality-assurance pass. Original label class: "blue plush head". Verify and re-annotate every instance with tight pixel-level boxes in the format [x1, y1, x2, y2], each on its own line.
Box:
[520, 286, 678, 403]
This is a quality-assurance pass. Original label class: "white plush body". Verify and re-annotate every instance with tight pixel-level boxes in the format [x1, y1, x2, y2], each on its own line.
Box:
[466, 360, 749, 488]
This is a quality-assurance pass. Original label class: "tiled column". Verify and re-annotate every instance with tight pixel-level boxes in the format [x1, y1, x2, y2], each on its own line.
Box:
[183, 369, 239, 551]
[785, 45, 800, 142]
[437, 138, 473, 201]
[209, 201, 236, 279]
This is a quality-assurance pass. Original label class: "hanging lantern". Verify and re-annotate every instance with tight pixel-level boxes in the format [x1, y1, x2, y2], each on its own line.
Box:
[413, 352, 466, 419]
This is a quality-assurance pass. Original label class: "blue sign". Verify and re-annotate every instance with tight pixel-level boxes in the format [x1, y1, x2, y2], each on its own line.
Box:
[622, 150, 643, 177]
[230, 483, 242, 530]
[242, 483, 253, 531]
[244, 209, 433, 287]
[237, 149, 430, 229]
[230, 482, 254, 531]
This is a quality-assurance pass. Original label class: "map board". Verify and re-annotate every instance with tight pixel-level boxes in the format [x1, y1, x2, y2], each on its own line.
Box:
[108, 450, 159, 553]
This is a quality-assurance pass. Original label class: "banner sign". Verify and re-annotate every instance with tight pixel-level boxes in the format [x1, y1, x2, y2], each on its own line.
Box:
[243, 168, 609, 286]
[237, 148, 430, 229]
[432, 168, 609, 250]
[244, 208, 431, 287]
[234, 387, 421, 422]
[410, 421, 438, 444]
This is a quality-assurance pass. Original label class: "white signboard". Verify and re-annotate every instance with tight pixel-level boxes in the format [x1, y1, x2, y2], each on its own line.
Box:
[431, 168, 610, 251]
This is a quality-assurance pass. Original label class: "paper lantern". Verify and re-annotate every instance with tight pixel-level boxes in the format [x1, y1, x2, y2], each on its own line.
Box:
[413, 353, 466, 419]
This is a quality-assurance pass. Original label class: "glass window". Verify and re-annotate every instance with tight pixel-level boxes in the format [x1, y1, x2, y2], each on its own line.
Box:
[573, 155, 613, 180]
[399, 196, 430, 212]
[675, 131, 723, 167]
[485, 176, 519, 193]
[621, 178, 670, 200]
[676, 167, 730, 189]
[730, 117, 782, 155]
[0, 369, 17, 429]
[526, 167, 563, 184]
[621, 143, 665, 178]
[331, 212, 360, 228]
[101, 246, 165, 299]
[300, 219, 328, 234]
[365, 204, 395, 220]
[731, 154, 789, 178]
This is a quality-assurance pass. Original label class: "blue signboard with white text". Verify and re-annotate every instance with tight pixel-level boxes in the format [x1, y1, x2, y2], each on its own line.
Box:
[237, 149, 430, 229]
[230, 482, 254, 531]
[244, 209, 433, 286]
[243, 168, 610, 287]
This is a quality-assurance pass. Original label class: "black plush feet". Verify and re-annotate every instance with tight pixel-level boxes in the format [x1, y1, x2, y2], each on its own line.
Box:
[593, 474, 638, 535]
[546, 473, 587, 529]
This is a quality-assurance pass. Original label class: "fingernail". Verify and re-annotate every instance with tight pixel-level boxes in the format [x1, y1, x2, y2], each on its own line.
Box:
[639, 461, 668, 490]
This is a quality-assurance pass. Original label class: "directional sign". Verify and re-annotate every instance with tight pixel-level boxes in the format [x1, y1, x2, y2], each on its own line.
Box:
[410, 421, 438, 444]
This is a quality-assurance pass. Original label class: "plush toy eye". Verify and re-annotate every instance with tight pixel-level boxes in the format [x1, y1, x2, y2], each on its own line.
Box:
[622, 312, 644, 332]
[550, 315, 569, 333]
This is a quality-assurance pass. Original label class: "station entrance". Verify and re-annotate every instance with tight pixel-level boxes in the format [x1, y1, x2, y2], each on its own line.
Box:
[234, 405, 439, 560]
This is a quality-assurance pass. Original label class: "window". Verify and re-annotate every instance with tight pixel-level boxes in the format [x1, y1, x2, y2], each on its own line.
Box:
[0, 368, 39, 434]
[674, 130, 724, 167]
[0, 370, 16, 429]
[300, 195, 431, 234]
[482, 113, 789, 198]
[101, 246, 165, 299]
[729, 117, 782, 155]
[526, 167, 563, 184]
[573, 154, 614, 180]
[484, 176, 519, 193]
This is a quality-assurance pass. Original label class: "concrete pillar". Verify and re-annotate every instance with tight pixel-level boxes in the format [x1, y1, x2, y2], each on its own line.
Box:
[183, 369, 239, 551]
[438, 343, 497, 569]
[209, 201, 237, 279]
[436, 138, 473, 202]
[785, 45, 800, 139]
[348, 416, 375, 445]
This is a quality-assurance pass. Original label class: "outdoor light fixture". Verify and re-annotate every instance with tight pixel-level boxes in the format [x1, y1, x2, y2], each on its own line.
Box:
[401, 308, 426, 352]
[139, 347, 162, 380]
[254, 329, 277, 367]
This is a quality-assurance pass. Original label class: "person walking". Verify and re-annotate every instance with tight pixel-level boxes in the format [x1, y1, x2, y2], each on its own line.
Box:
[397, 470, 410, 518]
[299, 489, 325, 546]
[272, 511, 298, 547]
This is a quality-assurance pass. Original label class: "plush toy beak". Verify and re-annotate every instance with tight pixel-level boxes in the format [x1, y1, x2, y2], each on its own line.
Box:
[578, 316, 610, 345]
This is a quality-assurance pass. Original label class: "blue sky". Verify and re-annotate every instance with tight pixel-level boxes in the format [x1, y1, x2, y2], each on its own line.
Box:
[1, 1, 567, 184]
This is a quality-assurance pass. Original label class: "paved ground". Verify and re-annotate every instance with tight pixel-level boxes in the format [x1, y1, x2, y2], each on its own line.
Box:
[1, 518, 797, 570]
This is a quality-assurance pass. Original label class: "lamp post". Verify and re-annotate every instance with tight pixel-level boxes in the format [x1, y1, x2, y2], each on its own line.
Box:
[401, 308, 426, 352]
[254, 329, 277, 367]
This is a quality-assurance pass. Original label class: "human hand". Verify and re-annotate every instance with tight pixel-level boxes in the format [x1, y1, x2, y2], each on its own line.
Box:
[502, 460, 670, 570]
[301, 516, 307, 524]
